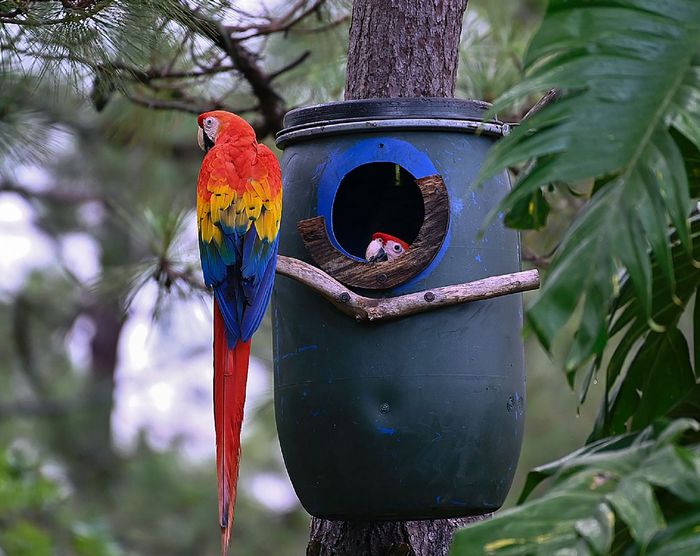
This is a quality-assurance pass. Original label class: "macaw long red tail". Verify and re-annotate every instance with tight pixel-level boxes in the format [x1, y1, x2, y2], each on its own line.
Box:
[213, 300, 251, 556]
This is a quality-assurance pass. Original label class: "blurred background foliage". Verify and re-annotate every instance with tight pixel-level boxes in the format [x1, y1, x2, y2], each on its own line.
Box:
[0, 0, 618, 554]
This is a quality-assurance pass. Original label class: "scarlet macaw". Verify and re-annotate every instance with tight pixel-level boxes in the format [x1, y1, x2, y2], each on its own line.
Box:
[365, 232, 409, 262]
[196, 110, 282, 555]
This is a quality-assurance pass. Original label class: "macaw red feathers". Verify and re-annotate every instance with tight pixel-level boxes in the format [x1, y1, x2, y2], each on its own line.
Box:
[213, 302, 250, 554]
[371, 232, 409, 250]
[196, 111, 281, 555]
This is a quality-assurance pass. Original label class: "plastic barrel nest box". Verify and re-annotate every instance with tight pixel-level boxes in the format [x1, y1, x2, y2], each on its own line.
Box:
[272, 98, 525, 521]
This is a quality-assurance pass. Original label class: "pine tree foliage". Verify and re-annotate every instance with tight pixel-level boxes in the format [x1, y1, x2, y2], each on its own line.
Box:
[0, 0, 348, 139]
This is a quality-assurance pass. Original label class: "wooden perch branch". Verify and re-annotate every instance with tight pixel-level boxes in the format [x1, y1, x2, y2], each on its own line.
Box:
[276, 255, 540, 322]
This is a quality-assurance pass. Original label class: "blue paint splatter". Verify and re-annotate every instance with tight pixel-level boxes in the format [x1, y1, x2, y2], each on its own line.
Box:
[377, 426, 396, 436]
[281, 344, 318, 360]
[435, 496, 442, 504]
[451, 198, 464, 215]
[432, 432, 442, 442]
[475, 254, 482, 262]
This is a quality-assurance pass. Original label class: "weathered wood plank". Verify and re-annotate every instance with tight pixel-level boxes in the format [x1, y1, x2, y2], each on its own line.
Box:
[297, 175, 449, 290]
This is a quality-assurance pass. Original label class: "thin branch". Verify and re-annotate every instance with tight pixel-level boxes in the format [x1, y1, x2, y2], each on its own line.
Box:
[292, 14, 350, 34]
[123, 90, 263, 133]
[5, 45, 237, 82]
[521, 246, 552, 269]
[269, 50, 310, 81]
[61, 0, 96, 8]
[225, 0, 326, 39]
[520, 88, 560, 122]
[156, 260, 207, 292]
[173, 3, 287, 136]
[276, 255, 540, 323]
[0, 0, 111, 26]
[0, 178, 107, 205]
[0, 8, 22, 18]
[0, 399, 72, 418]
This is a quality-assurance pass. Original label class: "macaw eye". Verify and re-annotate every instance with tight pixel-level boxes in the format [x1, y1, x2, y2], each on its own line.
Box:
[392, 243, 403, 252]
[205, 118, 213, 127]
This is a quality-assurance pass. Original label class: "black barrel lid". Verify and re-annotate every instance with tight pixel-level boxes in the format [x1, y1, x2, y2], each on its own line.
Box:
[282, 97, 494, 129]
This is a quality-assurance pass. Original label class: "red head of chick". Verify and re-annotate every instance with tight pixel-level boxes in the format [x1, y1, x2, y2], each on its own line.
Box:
[365, 232, 409, 262]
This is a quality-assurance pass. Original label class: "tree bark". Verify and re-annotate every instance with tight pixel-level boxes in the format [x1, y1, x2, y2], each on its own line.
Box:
[309, 2, 486, 555]
[308, 515, 491, 556]
[344, 0, 469, 100]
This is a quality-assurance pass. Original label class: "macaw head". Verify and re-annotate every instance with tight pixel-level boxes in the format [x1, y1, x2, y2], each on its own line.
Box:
[197, 110, 256, 152]
[365, 232, 409, 262]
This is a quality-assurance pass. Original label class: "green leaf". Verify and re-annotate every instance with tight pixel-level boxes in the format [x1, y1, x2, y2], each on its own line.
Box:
[695, 284, 700, 376]
[517, 432, 639, 504]
[588, 219, 700, 441]
[640, 444, 700, 505]
[646, 510, 700, 556]
[451, 420, 700, 556]
[478, 0, 700, 375]
[0, 521, 52, 556]
[672, 128, 700, 198]
[504, 187, 550, 230]
[450, 492, 605, 556]
[668, 383, 700, 422]
[605, 328, 695, 433]
[605, 478, 664, 544]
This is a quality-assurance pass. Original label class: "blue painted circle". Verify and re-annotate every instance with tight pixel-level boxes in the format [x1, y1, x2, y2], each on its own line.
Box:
[316, 137, 438, 263]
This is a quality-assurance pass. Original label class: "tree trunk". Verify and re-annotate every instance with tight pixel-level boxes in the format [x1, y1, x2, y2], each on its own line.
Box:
[308, 2, 487, 555]
[308, 514, 491, 556]
[344, 0, 469, 100]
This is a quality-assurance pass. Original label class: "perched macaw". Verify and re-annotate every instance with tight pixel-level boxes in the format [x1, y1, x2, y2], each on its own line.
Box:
[365, 232, 409, 262]
[196, 110, 282, 555]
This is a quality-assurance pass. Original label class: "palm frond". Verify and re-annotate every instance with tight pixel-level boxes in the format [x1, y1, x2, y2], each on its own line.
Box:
[479, 0, 700, 373]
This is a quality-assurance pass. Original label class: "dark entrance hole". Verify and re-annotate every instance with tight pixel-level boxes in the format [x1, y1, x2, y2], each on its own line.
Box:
[332, 163, 425, 259]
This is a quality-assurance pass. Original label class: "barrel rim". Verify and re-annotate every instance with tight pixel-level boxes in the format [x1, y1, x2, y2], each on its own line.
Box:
[275, 98, 506, 148]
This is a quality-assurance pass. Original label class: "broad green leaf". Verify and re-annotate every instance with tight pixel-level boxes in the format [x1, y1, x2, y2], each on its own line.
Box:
[0, 521, 52, 556]
[605, 328, 695, 434]
[589, 219, 700, 441]
[575, 503, 615, 556]
[518, 433, 639, 504]
[695, 285, 700, 376]
[504, 187, 550, 230]
[452, 421, 700, 556]
[671, 128, 700, 197]
[631, 330, 695, 429]
[478, 0, 700, 375]
[645, 510, 700, 556]
[450, 492, 605, 556]
[640, 444, 700, 505]
[668, 383, 700, 423]
[605, 478, 664, 544]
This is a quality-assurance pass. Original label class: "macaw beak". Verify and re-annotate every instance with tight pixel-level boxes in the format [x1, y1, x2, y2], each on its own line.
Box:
[197, 126, 215, 152]
[368, 247, 388, 262]
[366, 238, 388, 263]
[197, 127, 205, 151]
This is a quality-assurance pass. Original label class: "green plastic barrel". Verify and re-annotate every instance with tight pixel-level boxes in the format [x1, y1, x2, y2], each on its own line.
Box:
[272, 98, 525, 520]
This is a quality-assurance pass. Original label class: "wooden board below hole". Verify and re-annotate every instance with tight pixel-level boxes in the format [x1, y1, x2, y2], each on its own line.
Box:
[297, 175, 450, 290]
